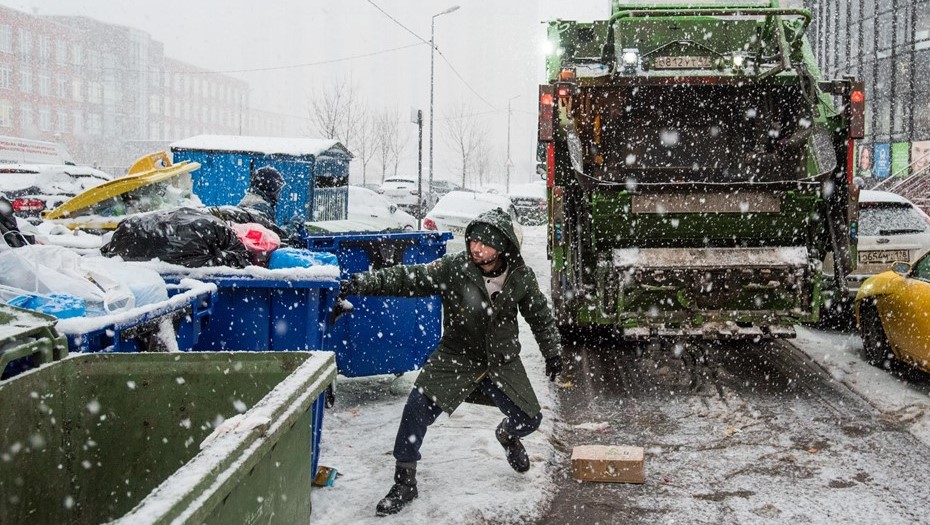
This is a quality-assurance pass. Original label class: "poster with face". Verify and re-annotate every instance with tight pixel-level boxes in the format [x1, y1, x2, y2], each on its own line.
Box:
[858, 143, 872, 179]
[911, 141, 930, 175]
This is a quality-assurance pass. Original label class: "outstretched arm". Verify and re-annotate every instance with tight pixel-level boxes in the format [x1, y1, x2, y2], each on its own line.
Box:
[344, 258, 448, 297]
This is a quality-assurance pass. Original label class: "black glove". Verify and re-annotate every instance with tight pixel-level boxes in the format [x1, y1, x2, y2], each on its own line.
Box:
[545, 355, 563, 382]
[329, 280, 356, 325]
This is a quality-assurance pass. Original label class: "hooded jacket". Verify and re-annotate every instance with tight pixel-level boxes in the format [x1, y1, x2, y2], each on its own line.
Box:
[346, 208, 561, 417]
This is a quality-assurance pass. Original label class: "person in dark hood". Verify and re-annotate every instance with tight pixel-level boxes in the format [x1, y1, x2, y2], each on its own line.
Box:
[339, 207, 563, 516]
[238, 165, 285, 220]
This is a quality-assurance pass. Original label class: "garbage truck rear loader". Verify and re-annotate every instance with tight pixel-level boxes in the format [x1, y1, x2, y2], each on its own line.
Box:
[541, 1, 863, 340]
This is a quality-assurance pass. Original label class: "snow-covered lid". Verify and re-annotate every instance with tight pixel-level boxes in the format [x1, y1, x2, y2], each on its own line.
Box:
[170, 135, 352, 158]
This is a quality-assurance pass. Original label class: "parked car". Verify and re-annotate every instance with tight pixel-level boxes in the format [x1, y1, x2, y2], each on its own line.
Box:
[822, 190, 930, 321]
[0, 164, 112, 222]
[429, 179, 461, 197]
[378, 176, 434, 218]
[857, 252, 930, 372]
[423, 190, 522, 253]
[349, 186, 417, 229]
[509, 181, 547, 226]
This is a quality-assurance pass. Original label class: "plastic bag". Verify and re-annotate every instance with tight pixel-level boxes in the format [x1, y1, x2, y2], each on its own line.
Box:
[229, 222, 280, 266]
[101, 207, 251, 268]
[81, 257, 168, 308]
[268, 248, 339, 269]
[0, 245, 106, 303]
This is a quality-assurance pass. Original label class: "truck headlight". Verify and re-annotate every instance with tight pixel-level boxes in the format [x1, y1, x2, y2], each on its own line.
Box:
[621, 48, 639, 74]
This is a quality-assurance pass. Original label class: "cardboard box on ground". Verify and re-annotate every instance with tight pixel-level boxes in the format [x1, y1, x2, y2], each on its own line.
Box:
[571, 445, 645, 484]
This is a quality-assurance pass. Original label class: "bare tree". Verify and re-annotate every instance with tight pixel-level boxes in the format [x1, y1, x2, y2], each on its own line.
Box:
[307, 78, 361, 150]
[374, 109, 398, 184]
[353, 110, 380, 186]
[442, 104, 485, 188]
[389, 124, 412, 178]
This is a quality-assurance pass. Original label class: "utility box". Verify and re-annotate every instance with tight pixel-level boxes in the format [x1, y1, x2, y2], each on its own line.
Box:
[171, 135, 352, 225]
[571, 445, 645, 484]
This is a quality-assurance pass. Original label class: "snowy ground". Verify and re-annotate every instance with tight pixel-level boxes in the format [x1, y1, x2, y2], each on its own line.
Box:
[791, 326, 930, 448]
[311, 226, 559, 524]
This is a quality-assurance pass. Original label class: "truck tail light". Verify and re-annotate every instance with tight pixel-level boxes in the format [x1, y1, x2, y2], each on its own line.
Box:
[849, 81, 865, 139]
[422, 217, 437, 230]
[538, 85, 555, 142]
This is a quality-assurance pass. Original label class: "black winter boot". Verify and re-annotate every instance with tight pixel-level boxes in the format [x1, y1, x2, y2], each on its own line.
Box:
[495, 421, 530, 473]
[376, 465, 418, 516]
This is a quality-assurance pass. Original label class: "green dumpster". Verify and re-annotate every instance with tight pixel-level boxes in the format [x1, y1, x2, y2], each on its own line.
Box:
[0, 303, 68, 380]
[0, 351, 336, 524]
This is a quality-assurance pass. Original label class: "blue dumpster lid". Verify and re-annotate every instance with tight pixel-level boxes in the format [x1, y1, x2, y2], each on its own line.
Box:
[170, 135, 353, 159]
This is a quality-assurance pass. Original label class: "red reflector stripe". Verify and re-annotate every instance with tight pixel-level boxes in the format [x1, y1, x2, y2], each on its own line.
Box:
[546, 143, 555, 188]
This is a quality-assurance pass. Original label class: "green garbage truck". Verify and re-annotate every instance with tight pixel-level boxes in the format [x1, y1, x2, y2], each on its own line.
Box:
[540, 0, 864, 340]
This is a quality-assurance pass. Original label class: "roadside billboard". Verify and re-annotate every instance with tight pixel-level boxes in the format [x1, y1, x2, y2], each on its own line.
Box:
[873, 143, 891, 179]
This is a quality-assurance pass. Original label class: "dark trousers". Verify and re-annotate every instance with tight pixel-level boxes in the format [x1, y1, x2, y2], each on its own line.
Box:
[393, 378, 543, 465]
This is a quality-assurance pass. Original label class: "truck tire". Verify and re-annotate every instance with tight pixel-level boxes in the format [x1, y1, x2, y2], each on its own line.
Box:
[859, 302, 892, 367]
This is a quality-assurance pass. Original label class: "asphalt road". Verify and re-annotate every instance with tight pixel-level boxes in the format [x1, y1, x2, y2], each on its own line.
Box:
[534, 337, 930, 524]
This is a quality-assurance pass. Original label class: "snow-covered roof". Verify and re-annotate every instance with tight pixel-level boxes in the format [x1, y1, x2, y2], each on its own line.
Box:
[170, 135, 352, 158]
[859, 190, 913, 205]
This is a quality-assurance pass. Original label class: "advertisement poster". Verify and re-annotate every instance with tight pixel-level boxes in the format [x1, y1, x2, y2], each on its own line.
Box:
[891, 142, 910, 178]
[857, 143, 872, 180]
[873, 143, 891, 179]
[911, 141, 930, 176]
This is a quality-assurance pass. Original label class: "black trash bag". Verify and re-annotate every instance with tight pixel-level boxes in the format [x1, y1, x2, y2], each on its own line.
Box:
[208, 205, 302, 247]
[0, 196, 34, 248]
[101, 207, 251, 268]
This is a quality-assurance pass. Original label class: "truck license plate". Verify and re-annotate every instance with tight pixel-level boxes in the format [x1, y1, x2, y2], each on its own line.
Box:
[858, 250, 909, 264]
[653, 56, 712, 69]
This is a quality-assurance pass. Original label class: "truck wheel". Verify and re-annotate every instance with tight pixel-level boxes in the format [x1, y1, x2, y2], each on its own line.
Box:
[860, 303, 892, 367]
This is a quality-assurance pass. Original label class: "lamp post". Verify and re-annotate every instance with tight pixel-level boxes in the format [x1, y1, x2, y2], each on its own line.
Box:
[505, 94, 520, 192]
[429, 5, 461, 193]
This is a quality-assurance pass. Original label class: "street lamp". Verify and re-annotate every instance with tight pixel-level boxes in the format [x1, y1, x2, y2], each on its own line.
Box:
[506, 94, 520, 192]
[429, 5, 461, 193]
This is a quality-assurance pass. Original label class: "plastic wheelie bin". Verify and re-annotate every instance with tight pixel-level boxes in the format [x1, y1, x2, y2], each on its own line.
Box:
[305, 231, 452, 377]
[0, 303, 68, 380]
[0, 350, 336, 524]
[55, 279, 217, 353]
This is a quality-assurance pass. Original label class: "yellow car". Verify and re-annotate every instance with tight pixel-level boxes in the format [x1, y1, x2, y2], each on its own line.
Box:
[856, 253, 930, 372]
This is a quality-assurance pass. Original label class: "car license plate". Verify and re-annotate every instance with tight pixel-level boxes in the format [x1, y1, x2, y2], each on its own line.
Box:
[858, 250, 909, 264]
[653, 56, 712, 69]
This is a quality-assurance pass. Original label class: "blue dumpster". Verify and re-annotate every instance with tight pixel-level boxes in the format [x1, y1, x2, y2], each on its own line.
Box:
[170, 135, 352, 225]
[305, 231, 452, 377]
[54, 280, 217, 354]
[160, 269, 340, 352]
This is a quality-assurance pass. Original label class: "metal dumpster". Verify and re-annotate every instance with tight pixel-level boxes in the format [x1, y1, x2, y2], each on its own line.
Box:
[0, 303, 68, 380]
[0, 351, 336, 524]
[305, 231, 452, 377]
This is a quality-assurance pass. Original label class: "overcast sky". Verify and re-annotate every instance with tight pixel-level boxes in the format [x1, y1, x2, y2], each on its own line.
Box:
[7, 0, 609, 185]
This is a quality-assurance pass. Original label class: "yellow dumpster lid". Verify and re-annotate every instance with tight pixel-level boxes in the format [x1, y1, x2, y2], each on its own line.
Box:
[41, 151, 200, 222]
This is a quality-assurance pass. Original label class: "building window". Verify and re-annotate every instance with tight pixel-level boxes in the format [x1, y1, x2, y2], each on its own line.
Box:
[56, 40, 67, 64]
[20, 104, 31, 128]
[88, 82, 102, 104]
[0, 67, 11, 90]
[0, 100, 11, 128]
[18, 29, 30, 62]
[71, 78, 82, 101]
[71, 44, 83, 66]
[0, 25, 11, 54]
[87, 113, 101, 135]
[38, 74, 49, 96]
[38, 35, 50, 65]
[18, 69, 29, 93]
[56, 110, 67, 132]
[38, 106, 50, 131]
[57, 78, 67, 98]
[72, 110, 82, 134]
